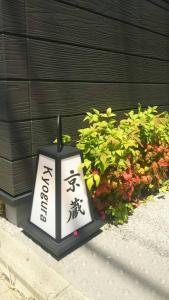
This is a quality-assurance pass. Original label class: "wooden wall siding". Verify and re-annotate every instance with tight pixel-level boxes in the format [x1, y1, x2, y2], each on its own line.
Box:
[0, 35, 28, 80]
[2, 36, 28, 79]
[0, 0, 169, 38]
[28, 39, 169, 82]
[0, 1, 2, 31]
[57, 0, 169, 37]
[30, 104, 169, 155]
[0, 121, 31, 160]
[1, 102, 169, 162]
[26, 0, 169, 61]
[0, 35, 5, 77]
[1, 104, 169, 196]
[31, 115, 85, 155]
[30, 82, 169, 119]
[0, 80, 168, 123]
[0, 157, 34, 196]
[0, 81, 30, 121]
[0, 0, 26, 34]
[149, 0, 169, 10]
[1, 0, 169, 197]
[22, 103, 169, 156]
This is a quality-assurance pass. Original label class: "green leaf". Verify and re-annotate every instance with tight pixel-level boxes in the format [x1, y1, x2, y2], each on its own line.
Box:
[106, 107, 112, 116]
[84, 159, 91, 169]
[93, 108, 100, 115]
[116, 150, 124, 157]
[87, 176, 94, 190]
[93, 115, 99, 122]
[100, 153, 107, 164]
[159, 186, 168, 193]
[53, 134, 71, 144]
[94, 174, 100, 187]
[118, 159, 126, 168]
[83, 115, 89, 122]
[62, 134, 71, 143]
[146, 195, 154, 201]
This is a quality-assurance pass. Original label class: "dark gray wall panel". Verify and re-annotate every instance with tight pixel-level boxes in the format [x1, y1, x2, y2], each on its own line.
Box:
[0, 0, 169, 199]
[13, 157, 34, 195]
[31, 115, 87, 155]
[149, 0, 169, 10]
[0, 2, 2, 31]
[26, 0, 169, 60]
[31, 105, 169, 155]
[0, 156, 34, 195]
[157, 104, 169, 112]
[3, 78, 169, 159]
[0, 0, 26, 34]
[1, 104, 169, 196]
[30, 82, 169, 118]
[0, 81, 30, 121]
[3, 36, 27, 78]
[28, 39, 169, 82]
[115, 104, 169, 119]
[0, 36, 5, 77]
[59, 0, 169, 37]
[0, 121, 31, 160]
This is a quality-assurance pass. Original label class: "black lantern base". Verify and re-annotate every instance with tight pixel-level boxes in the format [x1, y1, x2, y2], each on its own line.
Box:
[23, 218, 102, 260]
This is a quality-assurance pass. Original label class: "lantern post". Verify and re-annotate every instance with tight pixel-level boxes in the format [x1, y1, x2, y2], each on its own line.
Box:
[24, 115, 102, 259]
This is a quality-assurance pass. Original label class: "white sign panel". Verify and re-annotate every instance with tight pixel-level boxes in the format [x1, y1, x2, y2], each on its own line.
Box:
[30, 155, 56, 238]
[61, 154, 92, 238]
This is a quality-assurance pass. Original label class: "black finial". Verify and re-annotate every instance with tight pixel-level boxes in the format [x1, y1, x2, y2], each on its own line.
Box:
[57, 114, 62, 152]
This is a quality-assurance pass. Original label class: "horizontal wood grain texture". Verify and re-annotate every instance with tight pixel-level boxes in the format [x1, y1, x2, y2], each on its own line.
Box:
[28, 39, 169, 82]
[149, 0, 169, 10]
[109, 104, 169, 122]
[0, 156, 34, 195]
[26, 0, 169, 61]
[2, 35, 169, 82]
[31, 105, 169, 154]
[1, 104, 169, 196]
[0, 81, 30, 121]
[0, 2, 2, 30]
[0, 0, 169, 199]
[0, 36, 5, 77]
[0, 0, 26, 34]
[0, 73, 168, 122]
[1, 100, 169, 160]
[1, 35, 27, 78]
[58, 0, 169, 37]
[31, 115, 84, 154]
[0, 121, 31, 160]
[30, 82, 169, 118]
[1, 91, 168, 160]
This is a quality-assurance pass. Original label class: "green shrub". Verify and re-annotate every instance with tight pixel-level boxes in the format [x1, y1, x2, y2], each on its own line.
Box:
[77, 106, 169, 224]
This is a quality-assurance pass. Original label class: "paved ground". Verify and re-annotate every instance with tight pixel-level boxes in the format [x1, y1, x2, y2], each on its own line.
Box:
[0, 270, 34, 300]
[0, 192, 169, 299]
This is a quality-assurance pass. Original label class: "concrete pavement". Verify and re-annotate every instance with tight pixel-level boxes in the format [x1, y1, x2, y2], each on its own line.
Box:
[0, 270, 33, 300]
[0, 192, 169, 299]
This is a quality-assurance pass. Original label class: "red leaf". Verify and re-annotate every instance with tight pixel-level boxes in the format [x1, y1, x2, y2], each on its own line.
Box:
[122, 173, 132, 181]
[134, 176, 141, 184]
[158, 159, 169, 167]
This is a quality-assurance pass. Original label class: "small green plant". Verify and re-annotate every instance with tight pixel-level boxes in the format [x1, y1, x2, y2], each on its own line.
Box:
[77, 105, 169, 225]
[53, 134, 71, 144]
[106, 202, 134, 225]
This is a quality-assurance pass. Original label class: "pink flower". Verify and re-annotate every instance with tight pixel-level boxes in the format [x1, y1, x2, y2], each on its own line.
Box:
[73, 230, 78, 237]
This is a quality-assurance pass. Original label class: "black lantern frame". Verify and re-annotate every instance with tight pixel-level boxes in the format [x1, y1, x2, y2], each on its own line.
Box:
[24, 144, 102, 259]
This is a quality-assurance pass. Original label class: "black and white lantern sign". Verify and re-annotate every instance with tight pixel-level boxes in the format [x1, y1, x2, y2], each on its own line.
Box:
[24, 116, 101, 259]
